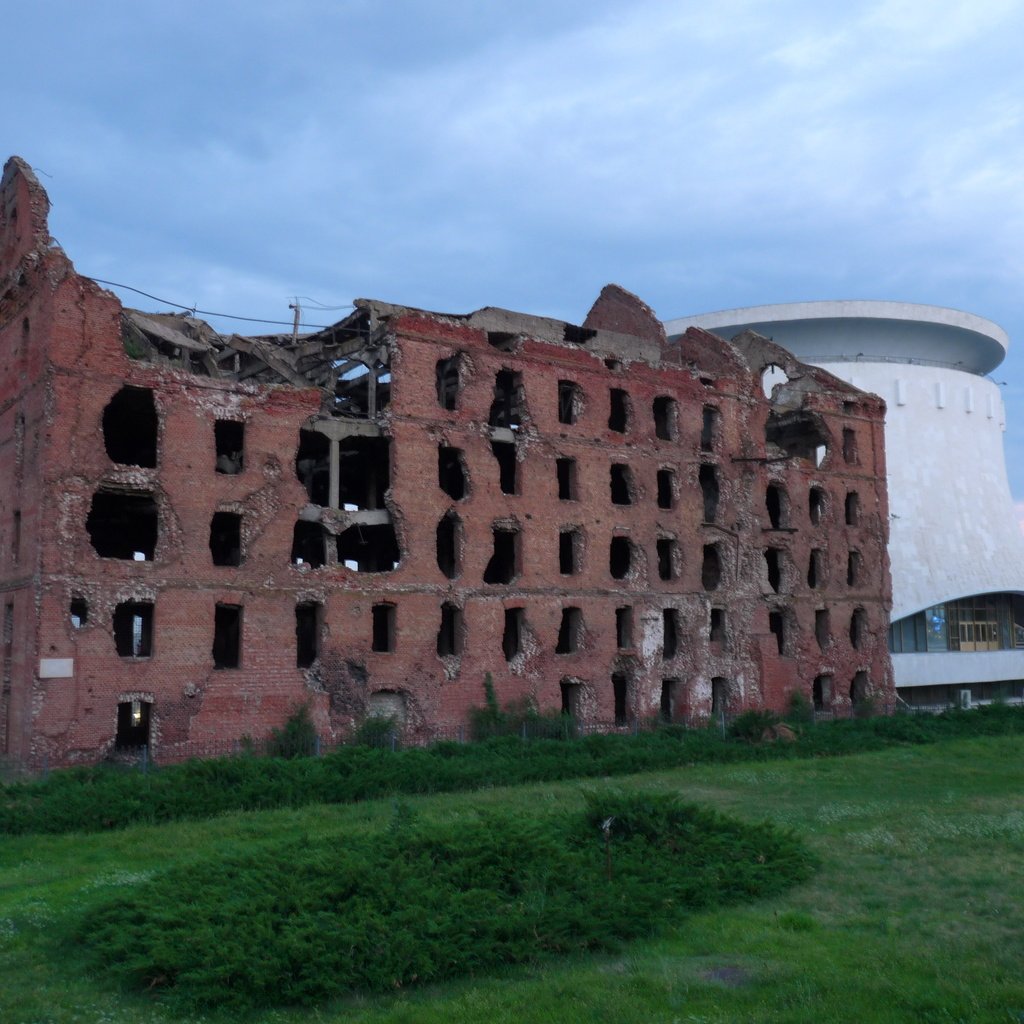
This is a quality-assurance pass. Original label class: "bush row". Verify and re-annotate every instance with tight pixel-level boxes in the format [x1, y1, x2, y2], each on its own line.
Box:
[70, 791, 814, 1011]
[3, 704, 1023, 837]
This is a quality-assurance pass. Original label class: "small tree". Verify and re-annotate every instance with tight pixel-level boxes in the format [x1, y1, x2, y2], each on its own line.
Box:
[268, 703, 318, 758]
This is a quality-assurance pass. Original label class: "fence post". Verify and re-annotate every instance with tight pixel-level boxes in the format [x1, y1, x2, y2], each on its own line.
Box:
[42, 753, 49, 780]
[389, 730, 397, 753]
[521, 720, 528, 742]
[457, 724, 464, 744]
[141, 744, 149, 775]
[314, 734, 322, 757]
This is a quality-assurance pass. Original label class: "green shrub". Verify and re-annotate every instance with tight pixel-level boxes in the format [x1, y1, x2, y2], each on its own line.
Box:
[266, 703, 317, 759]
[352, 714, 398, 748]
[728, 709, 781, 742]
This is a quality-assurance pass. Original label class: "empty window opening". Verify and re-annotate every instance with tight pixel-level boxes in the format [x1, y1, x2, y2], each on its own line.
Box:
[711, 677, 729, 717]
[437, 602, 464, 657]
[214, 420, 244, 475]
[610, 463, 633, 505]
[653, 396, 677, 440]
[334, 357, 390, 418]
[557, 458, 578, 501]
[502, 607, 524, 660]
[850, 670, 870, 706]
[337, 523, 400, 573]
[113, 602, 153, 658]
[847, 550, 862, 587]
[70, 597, 88, 629]
[487, 331, 518, 351]
[807, 548, 823, 589]
[87, 490, 158, 561]
[604, 358, 623, 372]
[339, 437, 389, 511]
[292, 521, 328, 568]
[710, 607, 726, 644]
[699, 465, 719, 523]
[213, 604, 242, 669]
[438, 446, 468, 501]
[489, 370, 523, 428]
[615, 606, 633, 648]
[813, 674, 832, 711]
[296, 430, 330, 506]
[610, 536, 632, 580]
[366, 690, 407, 727]
[12, 510, 20, 563]
[764, 548, 782, 593]
[115, 699, 151, 750]
[558, 380, 581, 425]
[209, 512, 242, 567]
[766, 484, 787, 529]
[657, 538, 678, 581]
[660, 679, 679, 723]
[372, 603, 396, 653]
[436, 512, 463, 579]
[103, 387, 158, 468]
[491, 441, 518, 495]
[765, 410, 829, 463]
[436, 356, 461, 410]
[842, 427, 858, 464]
[556, 607, 584, 654]
[560, 679, 582, 718]
[484, 527, 519, 584]
[612, 672, 629, 726]
[769, 610, 786, 655]
[761, 364, 790, 398]
[701, 544, 721, 591]
[700, 406, 719, 451]
[845, 491, 860, 526]
[608, 389, 630, 433]
[657, 469, 675, 510]
[559, 529, 581, 575]
[295, 602, 322, 668]
[850, 607, 867, 649]
[663, 608, 679, 660]
[564, 323, 597, 344]
[809, 486, 826, 525]
[815, 608, 831, 651]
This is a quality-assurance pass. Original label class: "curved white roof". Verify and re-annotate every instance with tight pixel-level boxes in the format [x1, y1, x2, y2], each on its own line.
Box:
[664, 300, 1009, 376]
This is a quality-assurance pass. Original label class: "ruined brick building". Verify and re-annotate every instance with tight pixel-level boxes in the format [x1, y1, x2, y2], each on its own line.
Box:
[0, 156, 893, 766]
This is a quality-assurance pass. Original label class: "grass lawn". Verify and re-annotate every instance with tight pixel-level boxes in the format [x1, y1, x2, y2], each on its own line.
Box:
[2, 734, 1022, 1023]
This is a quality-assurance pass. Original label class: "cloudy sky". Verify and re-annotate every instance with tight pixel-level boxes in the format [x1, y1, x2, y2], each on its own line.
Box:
[6, 1, 1024, 505]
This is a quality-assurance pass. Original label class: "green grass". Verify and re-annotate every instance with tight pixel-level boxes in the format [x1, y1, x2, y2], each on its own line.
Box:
[2, 734, 1023, 1022]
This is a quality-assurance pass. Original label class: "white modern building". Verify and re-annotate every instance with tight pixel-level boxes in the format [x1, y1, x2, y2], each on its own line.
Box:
[664, 301, 1024, 706]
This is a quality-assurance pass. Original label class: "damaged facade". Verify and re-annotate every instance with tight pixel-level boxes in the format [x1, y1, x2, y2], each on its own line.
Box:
[0, 157, 893, 766]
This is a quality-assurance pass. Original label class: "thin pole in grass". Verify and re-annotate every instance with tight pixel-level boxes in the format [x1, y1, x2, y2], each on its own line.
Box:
[602, 816, 615, 881]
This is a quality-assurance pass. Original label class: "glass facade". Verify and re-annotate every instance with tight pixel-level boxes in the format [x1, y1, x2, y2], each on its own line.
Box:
[889, 592, 1024, 653]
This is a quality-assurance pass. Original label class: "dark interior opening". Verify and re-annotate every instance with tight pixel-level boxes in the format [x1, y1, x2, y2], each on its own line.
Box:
[657, 538, 677, 581]
[438, 446, 468, 500]
[765, 410, 829, 462]
[559, 529, 579, 575]
[556, 607, 583, 654]
[295, 602, 321, 668]
[213, 604, 242, 669]
[850, 670, 869, 705]
[845, 491, 860, 525]
[807, 548, 822, 589]
[563, 323, 596, 344]
[70, 597, 88, 629]
[815, 608, 830, 650]
[209, 512, 242, 566]
[616, 606, 633, 648]
[560, 679, 581, 718]
[608, 388, 629, 433]
[215, 420, 244, 475]
[699, 465, 719, 523]
[296, 430, 330, 506]
[701, 544, 721, 591]
[653, 396, 676, 440]
[809, 486, 825, 524]
[337, 523, 401, 573]
[764, 548, 782, 592]
[663, 608, 679, 659]
[609, 536, 632, 579]
[484, 527, 519, 584]
[113, 601, 153, 658]
[372, 603, 395, 652]
[115, 699, 151, 749]
[711, 677, 728, 717]
[436, 356, 460, 410]
[436, 511, 462, 579]
[437, 602, 463, 656]
[848, 550, 861, 586]
[489, 370, 523, 428]
[339, 437, 389, 510]
[766, 484, 785, 528]
[87, 490, 158, 561]
[612, 672, 629, 726]
[557, 380, 580, 425]
[557, 457, 578, 500]
[610, 463, 632, 505]
[710, 607, 725, 644]
[491, 441, 518, 494]
[657, 469, 674, 510]
[291, 521, 327, 568]
[487, 331, 518, 351]
[813, 674, 832, 710]
[842, 427, 858, 464]
[850, 608, 866, 649]
[700, 406, 719, 451]
[502, 607, 523, 660]
[660, 679, 678, 722]
[103, 387, 158, 468]
[769, 610, 785, 654]
[334, 359, 390, 418]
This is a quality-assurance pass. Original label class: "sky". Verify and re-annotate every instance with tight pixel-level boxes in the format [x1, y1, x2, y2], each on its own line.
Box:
[5, 0, 1024, 508]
